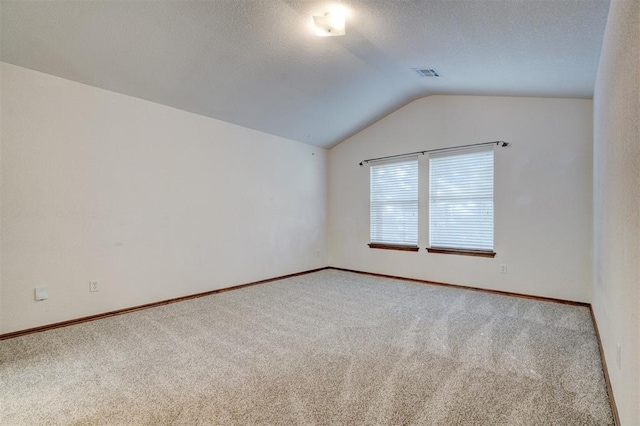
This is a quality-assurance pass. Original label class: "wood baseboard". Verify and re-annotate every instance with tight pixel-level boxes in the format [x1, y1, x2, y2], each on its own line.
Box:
[0, 267, 330, 341]
[329, 267, 619, 424]
[0, 265, 621, 424]
[0, 266, 587, 340]
[589, 306, 621, 426]
[329, 267, 589, 306]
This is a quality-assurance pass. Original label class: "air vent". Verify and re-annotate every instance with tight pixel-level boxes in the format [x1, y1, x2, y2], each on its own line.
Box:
[414, 68, 441, 77]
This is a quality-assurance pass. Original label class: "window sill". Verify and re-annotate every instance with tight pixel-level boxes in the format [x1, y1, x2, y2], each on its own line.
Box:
[426, 247, 496, 258]
[368, 243, 419, 252]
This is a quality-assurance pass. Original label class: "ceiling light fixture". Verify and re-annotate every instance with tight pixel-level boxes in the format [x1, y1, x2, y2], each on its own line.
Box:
[313, 11, 346, 36]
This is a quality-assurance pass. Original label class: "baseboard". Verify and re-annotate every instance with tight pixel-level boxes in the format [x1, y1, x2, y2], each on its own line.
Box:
[1, 265, 588, 340]
[329, 267, 589, 306]
[330, 267, 619, 423]
[0, 265, 621, 423]
[0, 266, 330, 341]
[589, 306, 621, 426]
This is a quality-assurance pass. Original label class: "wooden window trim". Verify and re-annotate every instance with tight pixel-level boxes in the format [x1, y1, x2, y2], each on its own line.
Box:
[368, 243, 419, 252]
[426, 247, 496, 258]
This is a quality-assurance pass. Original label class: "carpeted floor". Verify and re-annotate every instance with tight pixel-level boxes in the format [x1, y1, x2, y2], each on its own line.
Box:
[0, 269, 614, 425]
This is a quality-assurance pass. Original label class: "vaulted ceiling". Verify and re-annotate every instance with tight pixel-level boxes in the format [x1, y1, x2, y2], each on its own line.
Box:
[1, 0, 610, 148]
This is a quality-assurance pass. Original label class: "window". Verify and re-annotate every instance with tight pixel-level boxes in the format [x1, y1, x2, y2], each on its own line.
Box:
[369, 158, 418, 250]
[429, 147, 494, 254]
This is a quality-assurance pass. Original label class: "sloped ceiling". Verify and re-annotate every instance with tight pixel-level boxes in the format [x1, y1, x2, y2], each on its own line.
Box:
[1, 0, 610, 148]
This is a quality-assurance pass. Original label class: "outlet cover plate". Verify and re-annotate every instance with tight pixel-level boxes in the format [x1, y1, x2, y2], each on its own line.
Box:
[34, 287, 49, 301]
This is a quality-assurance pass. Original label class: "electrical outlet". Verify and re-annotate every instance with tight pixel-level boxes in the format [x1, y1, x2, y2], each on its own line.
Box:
[500, 264, 508, 274]
[34, 287, 49, 301]
[616, 343, 621, 370]
[89, 280, 100, 292]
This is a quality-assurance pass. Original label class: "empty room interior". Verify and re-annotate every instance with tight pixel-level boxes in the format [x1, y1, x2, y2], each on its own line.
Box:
[1, 0, 638, 425]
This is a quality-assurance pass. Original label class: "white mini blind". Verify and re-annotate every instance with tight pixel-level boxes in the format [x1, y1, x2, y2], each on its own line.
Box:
[429, 147, 494, 251]
[370, 158, 418, 246]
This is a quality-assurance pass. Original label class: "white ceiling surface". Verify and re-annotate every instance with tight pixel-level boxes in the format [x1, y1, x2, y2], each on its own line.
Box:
[1, 0, 610, 148]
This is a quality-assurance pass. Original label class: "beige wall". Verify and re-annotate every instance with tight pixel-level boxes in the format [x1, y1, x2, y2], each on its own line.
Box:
[592, 0, 640, 423]
[0, 62, 328, 334]
[329, 95, 593, 303]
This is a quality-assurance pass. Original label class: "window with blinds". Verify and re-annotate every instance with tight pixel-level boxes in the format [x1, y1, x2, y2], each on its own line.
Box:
[370, 158, 418, 247]
[429, 147, 494, 251]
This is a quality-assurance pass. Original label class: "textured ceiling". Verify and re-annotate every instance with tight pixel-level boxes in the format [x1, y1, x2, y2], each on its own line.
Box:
[1, 0, 610, 148]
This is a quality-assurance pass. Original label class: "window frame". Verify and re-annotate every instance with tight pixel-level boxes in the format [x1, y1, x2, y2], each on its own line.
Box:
[427, 147, 496, 257]
[368, 157, 419, 251]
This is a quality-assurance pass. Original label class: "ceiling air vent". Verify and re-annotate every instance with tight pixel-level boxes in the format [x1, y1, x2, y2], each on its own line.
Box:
[414, 68, 441, 77]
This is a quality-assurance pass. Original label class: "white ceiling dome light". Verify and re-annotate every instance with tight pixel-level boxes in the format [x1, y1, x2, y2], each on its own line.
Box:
[313, 11, 346, 37]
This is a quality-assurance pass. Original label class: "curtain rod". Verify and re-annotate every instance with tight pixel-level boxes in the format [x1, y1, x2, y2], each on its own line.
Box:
[358, 140, 509, 166]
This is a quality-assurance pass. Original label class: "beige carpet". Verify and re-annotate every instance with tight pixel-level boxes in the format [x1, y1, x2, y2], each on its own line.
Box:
[0, 269, 614, 425]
